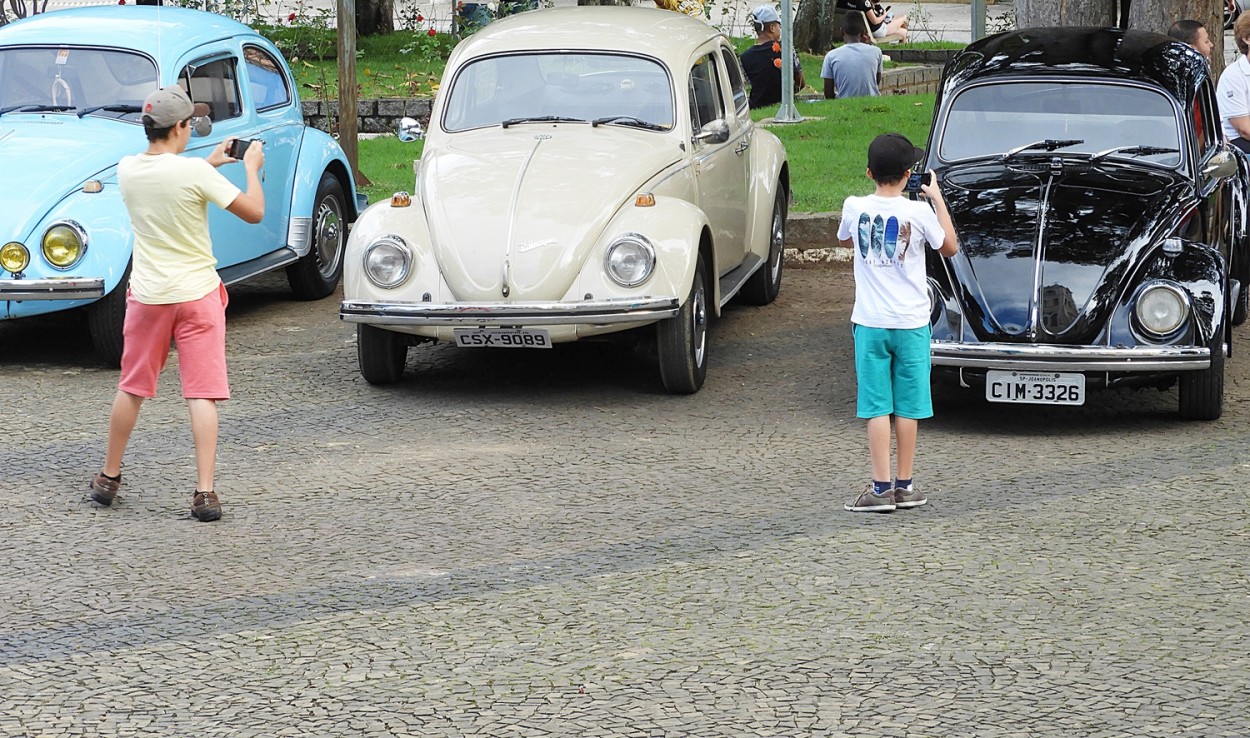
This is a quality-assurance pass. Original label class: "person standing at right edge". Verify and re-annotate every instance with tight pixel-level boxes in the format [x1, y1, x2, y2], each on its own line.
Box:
[87, 85, 265, 522]
[838, 133, 958, 513]
[1220, 14, 1250, 155]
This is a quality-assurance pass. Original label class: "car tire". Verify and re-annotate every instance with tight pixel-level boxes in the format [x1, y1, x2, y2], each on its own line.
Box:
[656, 254, 708, 394]
[739, 186, 786, 306]
[1178, 327, 1225, 420]
[86, 262, 130, 368]
[1234, 282, 1248, 326]
[357, 324, 407, 385]
[287, 172, 346, 300]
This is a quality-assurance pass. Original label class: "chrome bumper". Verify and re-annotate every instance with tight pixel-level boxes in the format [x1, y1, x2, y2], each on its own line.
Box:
[340, 297, 680, 326]
[0, 277, 105, 300]
[931, 342, 1211, 372]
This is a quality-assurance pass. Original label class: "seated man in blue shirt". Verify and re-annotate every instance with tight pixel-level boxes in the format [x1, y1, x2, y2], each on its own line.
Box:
[821, 10, 883, 99]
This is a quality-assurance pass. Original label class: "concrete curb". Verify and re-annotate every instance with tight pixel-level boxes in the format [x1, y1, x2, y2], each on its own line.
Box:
[785, 211, 851, 262]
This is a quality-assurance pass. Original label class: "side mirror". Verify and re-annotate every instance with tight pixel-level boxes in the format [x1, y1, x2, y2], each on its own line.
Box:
[1203, 149, 1238, 179]
[693, 119, 729, 145]
[189, 115, 212, 137]
[398, 117, 425, 143]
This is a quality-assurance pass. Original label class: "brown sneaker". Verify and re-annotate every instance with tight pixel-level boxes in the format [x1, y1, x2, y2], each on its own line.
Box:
[89, 472, 122, 506]
[844, 484, 897, 513]
[894, 484, 927, 509]
[191, 490, 222, 522]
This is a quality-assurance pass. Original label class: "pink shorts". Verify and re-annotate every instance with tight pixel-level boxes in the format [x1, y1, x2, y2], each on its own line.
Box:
[118, 283, 230, 400]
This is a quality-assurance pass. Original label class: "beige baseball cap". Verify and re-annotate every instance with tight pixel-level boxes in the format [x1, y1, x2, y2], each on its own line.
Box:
[141, 85, 210, 127]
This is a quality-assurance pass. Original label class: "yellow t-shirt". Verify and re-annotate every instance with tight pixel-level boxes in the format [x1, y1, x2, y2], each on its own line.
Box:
[118, 153, 241, 304]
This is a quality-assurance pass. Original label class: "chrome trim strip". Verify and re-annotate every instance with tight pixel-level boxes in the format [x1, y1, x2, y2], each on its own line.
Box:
[931, 341, 1211, 371]
[340, 297, 680, 326]
[0, 278, 105, 300]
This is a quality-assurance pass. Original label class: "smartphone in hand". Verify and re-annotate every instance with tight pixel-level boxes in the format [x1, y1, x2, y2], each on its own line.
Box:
[228, 138, 255, 159]
[904, 171, 931, 193]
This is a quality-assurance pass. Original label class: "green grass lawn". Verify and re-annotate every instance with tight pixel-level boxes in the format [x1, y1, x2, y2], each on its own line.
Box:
[287, 28, 954, 101]
[355, 93, 937, 214]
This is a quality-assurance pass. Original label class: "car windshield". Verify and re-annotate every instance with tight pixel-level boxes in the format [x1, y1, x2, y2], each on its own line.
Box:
[0, 46, 157, 119]
[938, 81, 1183, 168]
[442, 52, 673, 132]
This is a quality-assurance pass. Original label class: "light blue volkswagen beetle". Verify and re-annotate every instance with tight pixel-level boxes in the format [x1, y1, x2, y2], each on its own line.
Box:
[0, 6, 363, 365]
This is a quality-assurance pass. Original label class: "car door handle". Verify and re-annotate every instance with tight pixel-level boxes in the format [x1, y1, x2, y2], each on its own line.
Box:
[735, 139, 750, 155]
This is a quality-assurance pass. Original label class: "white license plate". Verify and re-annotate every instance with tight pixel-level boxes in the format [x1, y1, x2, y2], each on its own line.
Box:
[454, 327, 551, 349]
[985, 370, 1085, 405]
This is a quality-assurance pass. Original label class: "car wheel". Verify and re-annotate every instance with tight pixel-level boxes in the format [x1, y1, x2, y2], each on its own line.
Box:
[357, 324, 407, 384]
[86, 262, 130, 368]
[1178, 327, 1225, 420]
[287, 172, 346, 300]
[656, 254, 708, 394]
[739, 186, 786, 306]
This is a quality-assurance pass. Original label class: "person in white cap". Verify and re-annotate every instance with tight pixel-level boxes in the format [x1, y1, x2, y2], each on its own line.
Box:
[87, 84, 265, 523]
[739, 4, 805, 109]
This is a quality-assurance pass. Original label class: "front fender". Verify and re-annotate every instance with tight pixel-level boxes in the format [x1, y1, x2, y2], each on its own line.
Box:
[580, 195, 710, 311]
[4, 185, 131, 319]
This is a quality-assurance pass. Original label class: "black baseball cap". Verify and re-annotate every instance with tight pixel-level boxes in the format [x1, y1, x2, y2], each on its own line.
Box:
[868, 133, 925, 179]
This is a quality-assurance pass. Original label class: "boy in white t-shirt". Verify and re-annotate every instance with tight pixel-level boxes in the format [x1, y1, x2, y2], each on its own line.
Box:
[837, 133, 958, 513]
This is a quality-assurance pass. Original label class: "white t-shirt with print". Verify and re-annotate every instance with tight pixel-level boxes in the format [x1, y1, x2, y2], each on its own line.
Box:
[838, 193, 946, 329]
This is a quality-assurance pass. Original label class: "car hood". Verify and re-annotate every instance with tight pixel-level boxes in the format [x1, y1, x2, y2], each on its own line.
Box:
[419, 128, 682, 301]
[0, 118, 134, 238]
[940, 160, 1193, 343]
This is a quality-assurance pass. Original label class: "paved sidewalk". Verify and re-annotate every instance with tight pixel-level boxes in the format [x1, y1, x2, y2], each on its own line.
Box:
[2, 266, 1248, 737]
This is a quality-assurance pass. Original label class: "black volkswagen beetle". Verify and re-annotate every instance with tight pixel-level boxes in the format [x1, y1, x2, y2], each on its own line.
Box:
[923, 27, 1250, 420]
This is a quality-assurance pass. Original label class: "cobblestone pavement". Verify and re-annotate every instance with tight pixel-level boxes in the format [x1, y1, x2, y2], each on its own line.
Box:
[1, 264, 1248, 737]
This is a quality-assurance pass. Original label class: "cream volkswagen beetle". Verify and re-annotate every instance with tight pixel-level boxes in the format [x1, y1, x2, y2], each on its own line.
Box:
[340, 6, 789, 393]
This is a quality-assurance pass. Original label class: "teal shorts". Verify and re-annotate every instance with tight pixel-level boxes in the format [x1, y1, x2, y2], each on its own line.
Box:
[853, 323, 933, 420]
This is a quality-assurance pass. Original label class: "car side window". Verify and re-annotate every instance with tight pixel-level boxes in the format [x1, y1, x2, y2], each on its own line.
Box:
[244, 45, 291, 112]
[689, 53, 723, 132]
[719, 46, 748, 114]
[1195, 85, 1219, 157]
[178, 56, 243, 122]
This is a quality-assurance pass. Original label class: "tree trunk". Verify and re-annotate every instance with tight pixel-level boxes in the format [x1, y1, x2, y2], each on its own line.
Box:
[793, 0, 838, 55]
[1015, 0, 1224, 76]
[356, 0, 394, 36]
[1130, 0, 1224, 76]
[1015, 0, 1112, 27]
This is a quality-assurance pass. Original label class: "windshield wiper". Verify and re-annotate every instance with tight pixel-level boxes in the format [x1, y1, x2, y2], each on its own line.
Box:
[501, 115, 587, 128]
[78, 104, 143, 118]
[1089, 145, 1179, 163]
[591, 115, 665, 131]
[1001, 139, 1084, 160]
[0, 104, 76, 116]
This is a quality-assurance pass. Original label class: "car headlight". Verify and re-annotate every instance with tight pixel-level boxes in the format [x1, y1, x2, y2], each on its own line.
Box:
[1134, 281, 1190, 337]
[1, 242, 29, 273]
[41, 221, 88, 270]
[364, 235, 413, 288]
[604, 234, 656, 288]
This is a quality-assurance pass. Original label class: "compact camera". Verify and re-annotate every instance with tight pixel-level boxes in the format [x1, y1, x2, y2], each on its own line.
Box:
[904, 170, 931, 193]
[228, 138, 257, 159]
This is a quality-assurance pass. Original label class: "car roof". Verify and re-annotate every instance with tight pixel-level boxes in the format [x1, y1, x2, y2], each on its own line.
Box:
[945, 26, 1209, 104]
[452, 6, 724, 64]
[0, 6, 257, 58]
